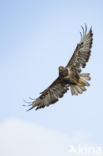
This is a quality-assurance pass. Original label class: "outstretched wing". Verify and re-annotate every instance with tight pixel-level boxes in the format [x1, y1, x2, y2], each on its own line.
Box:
[27, 78, 69, 111]
[66, 25, 93, 72]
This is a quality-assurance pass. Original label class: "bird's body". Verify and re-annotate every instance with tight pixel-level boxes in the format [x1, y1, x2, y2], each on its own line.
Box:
[26, 25, 93, 111]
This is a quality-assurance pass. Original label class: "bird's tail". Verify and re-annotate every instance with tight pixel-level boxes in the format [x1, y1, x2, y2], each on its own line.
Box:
[70, 73, 91, 95]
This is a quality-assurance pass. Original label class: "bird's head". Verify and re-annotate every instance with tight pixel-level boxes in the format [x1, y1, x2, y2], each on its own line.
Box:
[58, 66, 68, 77]
[59, 66, 64, 71]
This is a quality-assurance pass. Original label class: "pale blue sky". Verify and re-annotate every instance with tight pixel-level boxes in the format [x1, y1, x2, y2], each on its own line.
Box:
[1, 0, 103, 150]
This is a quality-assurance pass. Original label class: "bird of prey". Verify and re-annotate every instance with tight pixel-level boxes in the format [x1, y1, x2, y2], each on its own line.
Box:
[26, 25, 93, 111]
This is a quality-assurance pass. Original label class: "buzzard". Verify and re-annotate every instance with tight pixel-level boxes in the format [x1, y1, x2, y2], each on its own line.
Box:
[26, 25, 93, 111]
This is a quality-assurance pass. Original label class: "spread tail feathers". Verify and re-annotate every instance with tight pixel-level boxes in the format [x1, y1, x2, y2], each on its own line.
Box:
[70, 73, 91, 96]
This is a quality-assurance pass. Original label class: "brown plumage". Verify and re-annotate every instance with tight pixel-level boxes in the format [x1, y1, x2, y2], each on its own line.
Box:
[26, 25, 93, 111]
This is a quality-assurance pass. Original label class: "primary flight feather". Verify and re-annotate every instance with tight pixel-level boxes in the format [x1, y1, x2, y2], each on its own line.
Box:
[26, 25, 93, 111]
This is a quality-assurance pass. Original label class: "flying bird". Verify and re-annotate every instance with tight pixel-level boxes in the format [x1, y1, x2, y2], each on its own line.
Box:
[26, 25, 93, 111]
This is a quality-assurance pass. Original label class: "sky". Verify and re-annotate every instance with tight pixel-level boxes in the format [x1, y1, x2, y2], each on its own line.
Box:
[0, 0, 103, 155]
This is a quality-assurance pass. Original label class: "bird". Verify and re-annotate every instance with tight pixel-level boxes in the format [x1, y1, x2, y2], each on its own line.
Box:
[26, 25, 93, 111]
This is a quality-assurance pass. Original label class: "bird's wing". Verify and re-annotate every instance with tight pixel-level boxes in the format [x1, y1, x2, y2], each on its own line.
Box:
[27, 78, 69, 111]
[66, 25, 93, 73]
